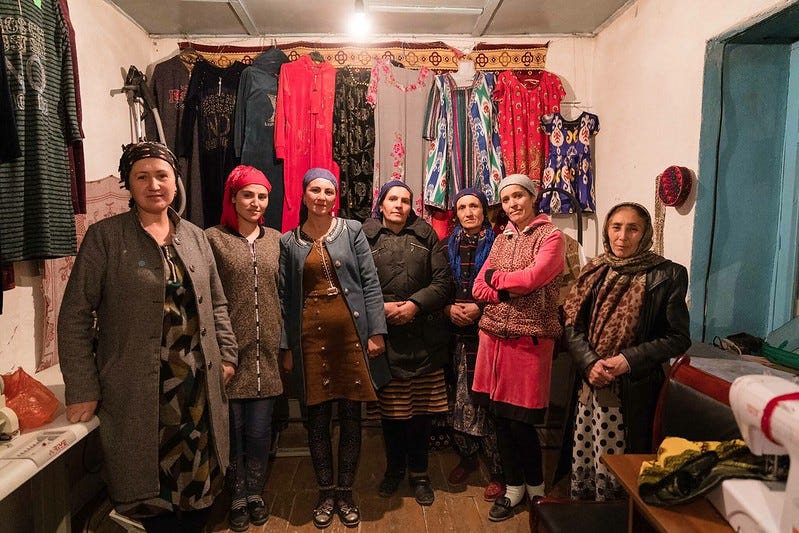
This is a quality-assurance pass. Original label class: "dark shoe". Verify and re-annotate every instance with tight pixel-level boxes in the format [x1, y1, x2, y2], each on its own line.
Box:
[335, 492, 361, 528]
[488, 496, 518, 522]
[247, 497, 269, 526]
[313, 493, 336, 529]
[409, 475, 435, 506]
[378, 470, 405, 497]
[483, 480, 506, 501]
[448, 458, 478, 485]
[228, 506, 249, 532]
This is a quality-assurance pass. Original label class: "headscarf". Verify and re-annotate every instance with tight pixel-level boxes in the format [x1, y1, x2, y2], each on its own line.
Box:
[302, 167, 338, 191]
[118, 141, 179, 189]
[299, 167, 338, 224]
[220, 165, 272, 233]
[448, 188, 494, 286]
[600, 202, 664, 274]
[563, 202, 667, 360]
[498, 173, 540, 198]
[372, 180, 416, 224]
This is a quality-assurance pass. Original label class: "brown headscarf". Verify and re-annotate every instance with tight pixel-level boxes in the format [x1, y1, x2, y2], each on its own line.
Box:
[563, 203, 667, 360]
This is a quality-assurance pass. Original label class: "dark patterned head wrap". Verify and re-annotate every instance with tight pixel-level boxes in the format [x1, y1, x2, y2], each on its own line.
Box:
[372, 180, 414, 221]
[448, 188, 495, 286]
[118, 142, 179, 189]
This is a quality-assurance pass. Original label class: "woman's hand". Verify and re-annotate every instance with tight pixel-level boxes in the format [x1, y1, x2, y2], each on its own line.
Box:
[281, 349, 293, 373]
[385, 301, 418, 325]
[448, 302, 480, 326]
[602, 354, 631, 377]
[222, 362, 235, 384]
[66, 401, 98, 423]
[587, 360, 614, 388]
[384, 302, 401, 324]
[391, 301, 419, 325]
[367, 335, 385, 358]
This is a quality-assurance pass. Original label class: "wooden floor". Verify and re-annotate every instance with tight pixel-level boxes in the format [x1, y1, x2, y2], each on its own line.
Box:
[88, 422, 553, 533]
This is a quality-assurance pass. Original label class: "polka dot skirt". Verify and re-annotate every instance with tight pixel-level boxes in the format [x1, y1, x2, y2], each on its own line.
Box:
[569, 390, 626, 501]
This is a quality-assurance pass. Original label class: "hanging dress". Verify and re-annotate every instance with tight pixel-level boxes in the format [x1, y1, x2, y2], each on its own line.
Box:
[492, 70, 565, 183]
[367, 59, 434, 216]
[423, 72, 504, 210]
[539, 112, 600, 214]
[274, 55, 339, 232]
[181, 59, 247, 228]
[333, 67, 375, 222]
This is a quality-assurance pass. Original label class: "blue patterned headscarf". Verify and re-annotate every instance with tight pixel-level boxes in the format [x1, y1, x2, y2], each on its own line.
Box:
[448, 188, 494, 286]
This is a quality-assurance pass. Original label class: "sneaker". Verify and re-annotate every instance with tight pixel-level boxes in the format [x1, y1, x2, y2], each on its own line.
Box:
[247, 497, 269, 526]
[488, 496, 517, 522]
[409, 475, 435, 506]
[335, 492, 361, 528]
[228, 506, 249, 532]
[483, 480, 506, 501]
[312, 493, 336, 529]
[378, 470, 405, 497]
[447, 458, 478, 485]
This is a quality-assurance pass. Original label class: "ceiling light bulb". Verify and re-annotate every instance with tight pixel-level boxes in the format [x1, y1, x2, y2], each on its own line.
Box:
[348, 9, 371, 40]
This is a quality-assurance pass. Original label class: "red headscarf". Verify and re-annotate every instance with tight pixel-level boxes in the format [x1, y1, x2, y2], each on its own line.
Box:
[220, 165, 272, 232]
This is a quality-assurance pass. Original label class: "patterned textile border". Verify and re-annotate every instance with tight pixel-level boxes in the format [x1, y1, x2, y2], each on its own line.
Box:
[178, 40, 548, 71]
[38, 176, 130, 371]
[466, 42, 548, 71]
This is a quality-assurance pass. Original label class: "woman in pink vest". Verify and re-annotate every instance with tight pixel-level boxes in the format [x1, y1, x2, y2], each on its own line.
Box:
[472, 174, 565, 522]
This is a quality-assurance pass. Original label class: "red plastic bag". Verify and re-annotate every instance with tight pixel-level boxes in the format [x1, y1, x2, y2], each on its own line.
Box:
[2, 368, 61, 431]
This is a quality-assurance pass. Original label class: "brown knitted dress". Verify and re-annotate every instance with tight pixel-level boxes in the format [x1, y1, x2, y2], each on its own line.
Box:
[301, 240, 377, 406]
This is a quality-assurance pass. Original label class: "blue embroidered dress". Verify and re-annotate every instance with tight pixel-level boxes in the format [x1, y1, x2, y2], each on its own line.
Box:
[540, 112, 600, 214]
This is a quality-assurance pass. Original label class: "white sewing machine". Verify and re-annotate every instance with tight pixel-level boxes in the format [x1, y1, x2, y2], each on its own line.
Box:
[0, 377, 20, 438]
[707, 375, 799, 533]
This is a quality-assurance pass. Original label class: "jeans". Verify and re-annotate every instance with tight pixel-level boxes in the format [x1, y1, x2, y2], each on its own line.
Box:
[228, 397, 275, 503]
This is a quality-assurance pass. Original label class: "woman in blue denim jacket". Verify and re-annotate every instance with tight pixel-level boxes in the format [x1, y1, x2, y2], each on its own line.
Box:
[279, 168, 389, 529]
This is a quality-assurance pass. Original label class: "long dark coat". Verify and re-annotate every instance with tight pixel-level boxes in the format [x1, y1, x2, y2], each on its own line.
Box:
[58, 209, 237, 504]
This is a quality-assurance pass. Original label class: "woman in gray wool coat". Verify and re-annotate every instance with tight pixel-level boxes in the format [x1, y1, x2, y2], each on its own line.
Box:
[59, 142, 237, 533]
[206, 165, 283, 532]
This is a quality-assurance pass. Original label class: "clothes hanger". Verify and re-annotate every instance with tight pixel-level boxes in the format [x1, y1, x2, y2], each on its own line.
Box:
[309, 50, 325, 63]
[179, 40, 201, 63]
[451, 58, 476, 86]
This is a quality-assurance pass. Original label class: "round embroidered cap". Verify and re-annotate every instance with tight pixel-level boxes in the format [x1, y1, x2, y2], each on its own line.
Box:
[658, 166, 692, 207]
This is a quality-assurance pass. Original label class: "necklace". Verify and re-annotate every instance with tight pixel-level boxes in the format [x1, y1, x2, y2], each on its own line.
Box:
[314, 238, 339, 296]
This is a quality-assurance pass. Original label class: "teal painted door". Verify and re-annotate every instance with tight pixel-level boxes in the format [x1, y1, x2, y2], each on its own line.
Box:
[771, 42, 799, 327]
[695, 43, 789, 341]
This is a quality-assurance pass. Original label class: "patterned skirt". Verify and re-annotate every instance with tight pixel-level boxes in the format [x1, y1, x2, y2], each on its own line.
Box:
[368, 368, 449, 420]
[451, 339, 494, 437]
[569, 388, 627, 501]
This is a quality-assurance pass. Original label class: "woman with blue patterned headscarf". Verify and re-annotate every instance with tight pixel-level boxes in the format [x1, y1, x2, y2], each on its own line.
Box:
[443, 188, 504, 501]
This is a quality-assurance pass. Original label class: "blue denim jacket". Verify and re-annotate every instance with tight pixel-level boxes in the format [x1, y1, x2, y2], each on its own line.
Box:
[279, 218, 390, 400]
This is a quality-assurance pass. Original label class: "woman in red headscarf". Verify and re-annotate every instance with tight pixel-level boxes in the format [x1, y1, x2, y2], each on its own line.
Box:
[206, 165, 283, 531]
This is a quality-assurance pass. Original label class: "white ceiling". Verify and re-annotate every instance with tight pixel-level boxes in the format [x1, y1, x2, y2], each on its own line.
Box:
[106, 0, 633, 38]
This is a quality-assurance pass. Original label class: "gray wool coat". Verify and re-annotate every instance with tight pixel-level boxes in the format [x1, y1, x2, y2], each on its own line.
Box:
[206, 224, 283, 399]
[58, 208, 238, 505]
